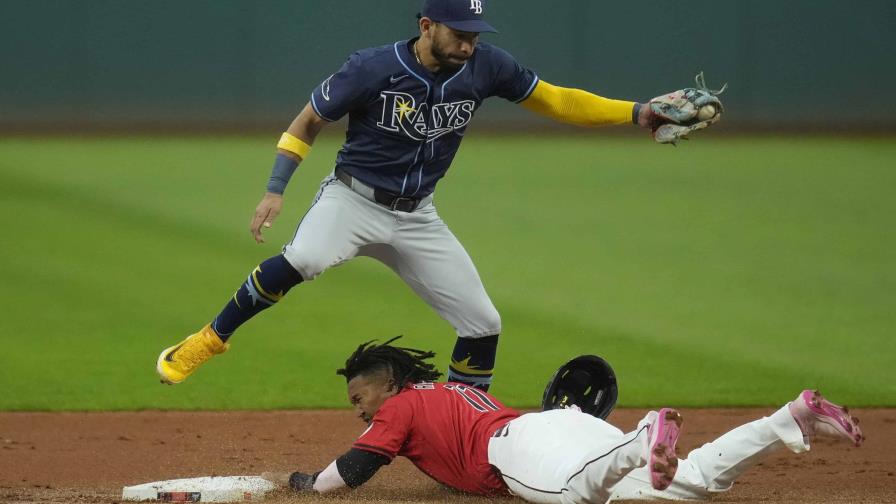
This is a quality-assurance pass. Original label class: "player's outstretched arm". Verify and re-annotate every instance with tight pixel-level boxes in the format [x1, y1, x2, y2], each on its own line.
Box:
[520, 80, 641, 128]
[279, 448, 389, 494]
[250, 102, 328, 243]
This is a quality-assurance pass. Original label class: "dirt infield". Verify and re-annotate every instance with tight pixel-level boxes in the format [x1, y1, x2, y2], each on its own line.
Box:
[1, 408, 893, 504]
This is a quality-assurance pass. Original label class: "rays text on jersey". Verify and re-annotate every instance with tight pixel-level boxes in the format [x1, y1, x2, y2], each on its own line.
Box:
[377, 91, 475, 142]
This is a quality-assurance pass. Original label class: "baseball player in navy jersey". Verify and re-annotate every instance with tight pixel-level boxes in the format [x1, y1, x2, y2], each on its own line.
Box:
[262, 339, 863, 504]
[156, 0, 681, 389]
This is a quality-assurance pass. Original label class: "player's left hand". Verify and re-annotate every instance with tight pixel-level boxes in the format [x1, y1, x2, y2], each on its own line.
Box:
[643, 72, 727, 145]
[636, 102, 663, 131]
[287, 471, 317, 492]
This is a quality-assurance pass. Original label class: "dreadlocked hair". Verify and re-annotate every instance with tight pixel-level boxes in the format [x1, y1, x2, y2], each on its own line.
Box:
[337, 336, 442, 386]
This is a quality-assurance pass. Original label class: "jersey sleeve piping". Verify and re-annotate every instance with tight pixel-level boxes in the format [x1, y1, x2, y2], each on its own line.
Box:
[310, 93, 337, 122]
[352, 442, 396, 460]
[514, 75, 540, 104]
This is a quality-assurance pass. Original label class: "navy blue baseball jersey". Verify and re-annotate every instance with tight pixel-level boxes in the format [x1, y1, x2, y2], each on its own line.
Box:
[310, 38, 538, 197]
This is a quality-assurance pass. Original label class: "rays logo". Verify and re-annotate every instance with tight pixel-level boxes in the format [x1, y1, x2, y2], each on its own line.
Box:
[377, 91, 475, 142]
[470, 0, 483, 14]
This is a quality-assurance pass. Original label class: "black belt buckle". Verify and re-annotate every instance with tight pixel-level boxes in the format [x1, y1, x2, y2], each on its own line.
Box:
[389, 196, 418, 212]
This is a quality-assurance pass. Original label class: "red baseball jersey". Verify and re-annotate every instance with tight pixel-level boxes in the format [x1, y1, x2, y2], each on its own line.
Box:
[352, 382, 521, 495]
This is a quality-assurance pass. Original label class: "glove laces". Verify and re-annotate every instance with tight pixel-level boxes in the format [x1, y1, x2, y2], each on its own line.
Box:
[695, 71, 728, 96]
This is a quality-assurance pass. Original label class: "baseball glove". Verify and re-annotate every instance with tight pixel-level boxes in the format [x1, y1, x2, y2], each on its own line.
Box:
[542, 355, 618, 420]
[649, 72, 727, 145]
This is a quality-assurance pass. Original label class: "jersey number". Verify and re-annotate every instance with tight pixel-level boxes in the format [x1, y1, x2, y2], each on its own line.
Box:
[445, 384, 500, 413]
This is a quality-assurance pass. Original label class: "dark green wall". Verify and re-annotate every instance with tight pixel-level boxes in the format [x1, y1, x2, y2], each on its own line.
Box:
[2, 1, 894, 129]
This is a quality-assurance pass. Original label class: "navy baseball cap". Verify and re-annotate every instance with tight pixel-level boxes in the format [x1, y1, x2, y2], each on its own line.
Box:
[421, 0, 498, 33]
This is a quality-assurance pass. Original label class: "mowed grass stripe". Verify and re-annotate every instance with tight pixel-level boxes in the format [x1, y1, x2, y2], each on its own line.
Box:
[0, 135, 892, 409]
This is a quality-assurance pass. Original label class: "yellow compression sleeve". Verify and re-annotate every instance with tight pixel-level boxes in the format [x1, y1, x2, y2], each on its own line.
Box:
[277, 132, 312, 159]
[521, 80, 636, 127]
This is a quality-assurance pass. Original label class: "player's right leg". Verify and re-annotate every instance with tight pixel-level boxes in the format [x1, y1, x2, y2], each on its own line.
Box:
[487, 408, 681, 504]
[607, 390, 863, 501]
[156, 175, 389, 384]
[156, 253, 301, 384]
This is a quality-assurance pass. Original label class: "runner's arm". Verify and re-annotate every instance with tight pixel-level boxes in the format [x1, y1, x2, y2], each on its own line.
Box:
[290, 448, 390, 493]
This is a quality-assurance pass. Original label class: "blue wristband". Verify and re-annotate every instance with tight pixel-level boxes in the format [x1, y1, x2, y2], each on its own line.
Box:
[267, 153, 299, 194]
[632, 103, 642, 125]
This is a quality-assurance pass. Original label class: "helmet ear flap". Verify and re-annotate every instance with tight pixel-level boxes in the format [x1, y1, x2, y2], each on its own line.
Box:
[542, 355, 618, 420]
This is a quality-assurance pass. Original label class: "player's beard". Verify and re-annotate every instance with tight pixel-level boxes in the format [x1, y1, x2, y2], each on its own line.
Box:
[430, 40, 468, 72]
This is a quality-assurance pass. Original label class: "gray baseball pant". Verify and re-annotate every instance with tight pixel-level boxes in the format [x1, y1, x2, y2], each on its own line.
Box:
[282, 173, 501, 338]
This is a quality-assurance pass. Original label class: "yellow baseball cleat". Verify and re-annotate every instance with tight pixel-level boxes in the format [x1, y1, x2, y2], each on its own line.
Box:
[156, 324, 230, 384]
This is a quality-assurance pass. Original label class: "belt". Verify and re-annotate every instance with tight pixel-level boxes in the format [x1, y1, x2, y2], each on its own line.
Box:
[335, 167, 423, 212]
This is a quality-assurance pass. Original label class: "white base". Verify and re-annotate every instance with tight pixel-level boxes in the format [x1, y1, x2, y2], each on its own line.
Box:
[122, 476, 276, 502]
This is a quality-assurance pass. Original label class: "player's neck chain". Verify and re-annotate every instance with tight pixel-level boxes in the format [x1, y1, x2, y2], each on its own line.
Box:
[413, 40, 423, 66]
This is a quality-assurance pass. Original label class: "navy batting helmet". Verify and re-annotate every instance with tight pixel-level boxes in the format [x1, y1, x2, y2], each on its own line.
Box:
[542, 355, 619, 420]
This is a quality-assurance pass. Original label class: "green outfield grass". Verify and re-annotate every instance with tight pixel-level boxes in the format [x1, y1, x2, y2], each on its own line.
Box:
[1, 134, 893, 410]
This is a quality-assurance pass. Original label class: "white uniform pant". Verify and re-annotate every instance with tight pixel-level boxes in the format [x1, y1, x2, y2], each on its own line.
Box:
[282, 173, 501, 338]
[488, 407, 808, 504]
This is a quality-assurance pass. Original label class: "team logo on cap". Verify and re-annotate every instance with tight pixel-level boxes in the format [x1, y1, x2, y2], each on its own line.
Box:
[470, 0, 483, 14]
[377, 91, 475, 142]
